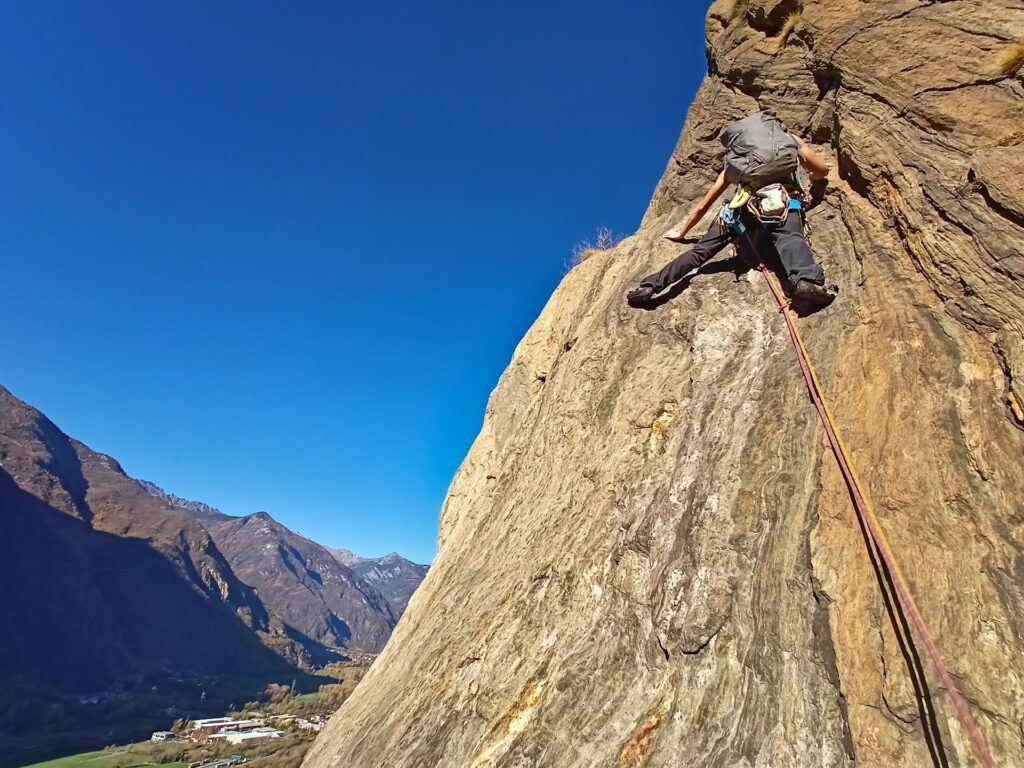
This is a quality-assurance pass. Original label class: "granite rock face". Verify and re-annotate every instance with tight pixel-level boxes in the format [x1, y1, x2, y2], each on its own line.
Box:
[305, 2, 1024, 766]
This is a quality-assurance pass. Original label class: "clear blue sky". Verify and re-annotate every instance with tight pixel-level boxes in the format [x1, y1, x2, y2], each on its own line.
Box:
[0, 2, 706, 564]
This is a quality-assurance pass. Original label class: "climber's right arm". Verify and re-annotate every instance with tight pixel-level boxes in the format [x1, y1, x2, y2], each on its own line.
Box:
[665, 170, 729, 242]
[794, 135, 831, 181]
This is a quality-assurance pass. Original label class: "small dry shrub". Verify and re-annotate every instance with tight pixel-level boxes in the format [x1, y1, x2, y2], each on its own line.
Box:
[995, 42, 1024, 76]
[246, 731, 316, 768]
[994, 126, 1024, 147]
[571, 227, 620, 267]
[778, 12, 804, 46]
[264, 682, 291, 703]
[315, 683, 350, 710]
[724, 0, 750, 24]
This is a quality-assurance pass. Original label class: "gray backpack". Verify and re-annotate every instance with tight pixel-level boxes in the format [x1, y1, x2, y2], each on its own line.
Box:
[721, 109, 800, 189]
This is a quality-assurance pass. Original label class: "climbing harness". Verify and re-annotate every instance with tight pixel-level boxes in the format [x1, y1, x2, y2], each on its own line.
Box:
[722, 183, 802, 231]
[746, 184, 792, 224]
[747, 236, 1000, 768]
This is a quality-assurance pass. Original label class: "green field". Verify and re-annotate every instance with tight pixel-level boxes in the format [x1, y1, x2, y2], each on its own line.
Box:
[21, 748, 186, 768]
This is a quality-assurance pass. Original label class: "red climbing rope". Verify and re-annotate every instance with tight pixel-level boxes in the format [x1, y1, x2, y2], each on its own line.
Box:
[753, 257, 999, 768]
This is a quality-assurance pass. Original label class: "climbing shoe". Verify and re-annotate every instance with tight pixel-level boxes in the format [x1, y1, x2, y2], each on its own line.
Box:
[626, 284, 656, 307]
[791, 279, 835, 311]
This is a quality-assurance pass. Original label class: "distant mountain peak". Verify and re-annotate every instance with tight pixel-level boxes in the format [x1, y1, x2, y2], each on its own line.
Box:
[327, 547, 363, 566]
[327, 548, 429, 615]
[141, 482, 429, 633]
[207, 513, 398, 653]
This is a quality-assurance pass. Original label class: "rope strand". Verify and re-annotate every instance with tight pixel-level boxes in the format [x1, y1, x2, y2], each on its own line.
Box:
[753, 256, 999, 768]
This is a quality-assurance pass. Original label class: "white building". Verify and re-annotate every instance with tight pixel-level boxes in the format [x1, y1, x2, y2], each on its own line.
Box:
[192, 717, 264, 736]
[150, 731, 175, 742]
[212, 727, 284, 747]
[191, 717, 236, 734]
[219, 719, 264, 732]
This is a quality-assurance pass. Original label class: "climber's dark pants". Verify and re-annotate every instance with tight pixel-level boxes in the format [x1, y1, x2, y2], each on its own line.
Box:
[640, 209, 825, 293]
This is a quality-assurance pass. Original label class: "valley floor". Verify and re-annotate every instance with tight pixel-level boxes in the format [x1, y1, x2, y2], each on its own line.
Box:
[22, 748, 186, 768]
[21, 732, 314, 768]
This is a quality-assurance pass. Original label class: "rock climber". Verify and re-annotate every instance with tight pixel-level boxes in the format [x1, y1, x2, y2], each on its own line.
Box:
[627, 109, 835, 313]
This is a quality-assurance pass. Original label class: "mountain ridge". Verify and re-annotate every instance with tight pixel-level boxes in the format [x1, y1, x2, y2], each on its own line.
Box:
[0, 384, 299, 693]
[138, 481, 431, 624]
[206, 511, 399, 653]
[137, 479, 234, 525]
[0, 383, 427, 727]
[329, 550, 430, 616]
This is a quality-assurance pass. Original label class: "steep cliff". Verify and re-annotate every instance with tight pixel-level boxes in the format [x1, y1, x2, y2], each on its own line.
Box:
[304, 2, 1024, 766]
